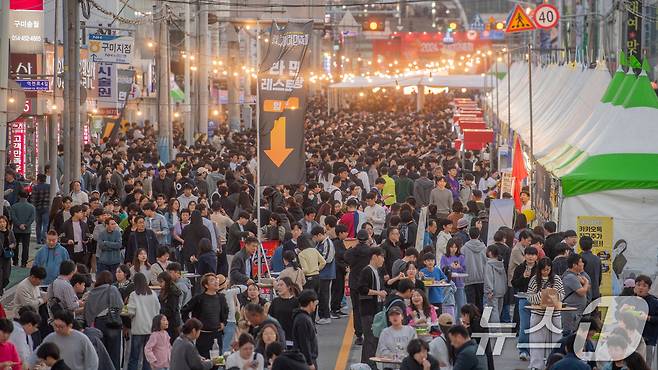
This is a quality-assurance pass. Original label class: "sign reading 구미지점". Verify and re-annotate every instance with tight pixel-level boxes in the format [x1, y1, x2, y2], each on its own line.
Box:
[88, 34, 135, 64]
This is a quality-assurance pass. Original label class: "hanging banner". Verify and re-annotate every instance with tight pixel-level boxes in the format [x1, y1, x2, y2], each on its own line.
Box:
[626, 0, 643, 60]
[577, 216, 613, 296]
[258, 21, 312, 185]
[9, 120, 27, 175]
[100, 70, 135, 143]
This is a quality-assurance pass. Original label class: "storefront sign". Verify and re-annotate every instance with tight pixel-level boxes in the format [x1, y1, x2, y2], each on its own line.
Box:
[9, 0, 44, 54]
[87, 34, 134, 64]
[577, 216, 614, 296]
[626, 0, 643, 59]
[9, 120, 27, 175]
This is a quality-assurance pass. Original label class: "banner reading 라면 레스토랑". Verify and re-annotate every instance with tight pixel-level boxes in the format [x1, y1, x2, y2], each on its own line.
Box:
[258, 21, 312, 186]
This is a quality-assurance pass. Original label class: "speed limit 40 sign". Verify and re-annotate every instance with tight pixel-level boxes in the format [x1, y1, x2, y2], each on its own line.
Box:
[533, 4, 560, 29]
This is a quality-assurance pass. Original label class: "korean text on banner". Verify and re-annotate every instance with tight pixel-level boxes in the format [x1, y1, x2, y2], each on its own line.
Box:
[88, 34, 135, 64]
[258, 21, 312, 186]
[577, 216, 613, 296]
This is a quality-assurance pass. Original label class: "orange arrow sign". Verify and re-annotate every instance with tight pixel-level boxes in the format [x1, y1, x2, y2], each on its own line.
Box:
[264, 117, 293, 167]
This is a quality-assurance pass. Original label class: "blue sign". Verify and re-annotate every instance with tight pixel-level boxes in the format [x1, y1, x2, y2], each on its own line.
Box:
[17, 79, 49, 91]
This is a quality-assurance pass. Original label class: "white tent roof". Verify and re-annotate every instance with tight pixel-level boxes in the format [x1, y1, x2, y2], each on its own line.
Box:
[330, 73, 486, 89]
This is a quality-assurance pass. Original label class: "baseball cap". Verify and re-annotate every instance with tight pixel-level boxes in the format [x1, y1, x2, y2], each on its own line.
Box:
[438, 313, 453, 326]
[357, 230, 369, 241]
[387, 306, 403, 316]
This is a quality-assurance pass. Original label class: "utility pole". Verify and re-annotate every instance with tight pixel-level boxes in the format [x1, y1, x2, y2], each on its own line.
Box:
[197, 2, 209, 136]
[0, 0, 10, 206]
[50, 0, 59, 204]
[156, 1, 171, 162]
[62, 0, 71, 195]
[227, 25, 240, 131]
[183, 2, 193, 146]
[71, 0, 81, 189]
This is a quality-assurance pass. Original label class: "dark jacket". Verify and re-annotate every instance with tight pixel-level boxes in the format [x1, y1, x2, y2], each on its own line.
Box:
[196, 251, 217, 275]
[271, 349, 309, 370]
[344, 241, 371, 285]
[51, 360, 72, 370]
[229, 248, 252, 285]
[60, 218, 90, 256]
[550, 352, 590, 370]
[544, 233, 563, 260]
[84, 327, 116, 370]
[400, 354, 440, 370]
[31, 182, 50, 211]
[640, 293, 658, 345]
[126, 229, 159, 264]
[159, 285, 182, 328]
[181, 211, 210, 264]
[581, 250, 602, 299]
[357, 265, 385, 316]
[170, 334, 213, 370]
[225, 223, 249, 255]
[511, 262, 537, 293]
[291, 308, 317, 366]
[152, 175, 176, 199]
[332, 238, 348, 274]
[10, 198, 35, 234]
[453, 339, 487, 370]
[181, 292, 228, 331]
[380, 239, 401, 277]
[552, 255, 568, 277]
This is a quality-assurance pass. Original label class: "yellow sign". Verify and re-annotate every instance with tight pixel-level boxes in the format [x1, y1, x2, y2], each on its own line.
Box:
[505, 5, 536, 33]
[576, 216, 614, 296]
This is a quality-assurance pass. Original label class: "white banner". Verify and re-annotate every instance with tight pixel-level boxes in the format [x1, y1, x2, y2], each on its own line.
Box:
[88, 34, 134, 64]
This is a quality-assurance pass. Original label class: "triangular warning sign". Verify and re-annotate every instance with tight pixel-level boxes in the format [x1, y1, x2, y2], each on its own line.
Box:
[505, 5, 536, 33]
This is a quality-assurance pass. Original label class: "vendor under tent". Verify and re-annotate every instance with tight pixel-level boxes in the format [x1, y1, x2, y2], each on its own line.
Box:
[494, 53, 658, 293]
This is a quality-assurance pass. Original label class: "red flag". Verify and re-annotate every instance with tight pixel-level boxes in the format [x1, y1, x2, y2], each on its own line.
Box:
[512, 135, 528, 210]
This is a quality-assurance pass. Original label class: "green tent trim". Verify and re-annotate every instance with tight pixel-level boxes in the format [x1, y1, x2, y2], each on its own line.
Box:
[622, 69, 658, 109]
[562, 153, 658, 197]
[611, 70, 637, 106]
[600, 66, 626, 103]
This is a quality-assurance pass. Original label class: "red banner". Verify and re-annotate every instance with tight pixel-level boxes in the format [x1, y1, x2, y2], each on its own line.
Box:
[10, 120, 26, 175]
[372, 32, 493, 64]
[10, 0, 43, 10]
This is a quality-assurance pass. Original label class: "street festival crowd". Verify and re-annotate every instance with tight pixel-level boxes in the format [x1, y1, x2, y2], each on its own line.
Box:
[0, 92, 651, 370]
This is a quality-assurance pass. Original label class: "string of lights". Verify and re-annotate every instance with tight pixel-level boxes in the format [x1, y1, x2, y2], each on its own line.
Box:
[87, 0, 168, 25]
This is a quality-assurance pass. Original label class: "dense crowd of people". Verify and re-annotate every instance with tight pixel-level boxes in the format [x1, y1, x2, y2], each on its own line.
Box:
[0, 92, 650, 370]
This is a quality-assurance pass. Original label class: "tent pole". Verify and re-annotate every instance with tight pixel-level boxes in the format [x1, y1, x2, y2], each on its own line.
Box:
[528, 43, 535, 209]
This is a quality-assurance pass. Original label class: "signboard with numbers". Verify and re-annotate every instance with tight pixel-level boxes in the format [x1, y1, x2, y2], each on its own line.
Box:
[9, 0, 44, 54]
[532, 4, 560, 29]
[16, 79, 49, 91]
[577, 216, 613, 296]
[87, 34, 134, 64]
[257, 21, 312, 185]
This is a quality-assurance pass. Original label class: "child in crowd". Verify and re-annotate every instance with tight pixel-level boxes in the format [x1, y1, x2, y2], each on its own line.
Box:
[484, 244, 507, 323]
[144, 314, 172, 370]
[441, 266, 457, 318]
[419, 253, 447, 312]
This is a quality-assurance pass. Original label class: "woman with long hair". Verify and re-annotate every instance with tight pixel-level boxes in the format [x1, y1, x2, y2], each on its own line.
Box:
[254, 323, 280, 357]
[406, 289, 437, 328]
[285, 197, 304, 224]
[460, 304, 494, 370]
[268, 277, 300, 340]
[47, 195, 63, 231]
[0, 216, 15, 294]
[114, 264, 134, 302]
[126, 273, 161, 370]
[157, 271, 182, 341]
[526, 257, 564, 370]
[130, 248, 151, 277]
[278, 250, 306, 292]
[440, 238, 467, 315]
[84, 271, 124, 370]
[239, 282, 269, 314]
[165, 198, 181, 234]
[191, 238, 217, 275]
[225, 333, 265, 370]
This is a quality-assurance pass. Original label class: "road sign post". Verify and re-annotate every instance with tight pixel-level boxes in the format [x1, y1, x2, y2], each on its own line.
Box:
[533, 4, 560, 30]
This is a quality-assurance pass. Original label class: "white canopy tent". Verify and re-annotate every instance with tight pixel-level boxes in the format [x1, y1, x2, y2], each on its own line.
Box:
[329, 72, 487, 89]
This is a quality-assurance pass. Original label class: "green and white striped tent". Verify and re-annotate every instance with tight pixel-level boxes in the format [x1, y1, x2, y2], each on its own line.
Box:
[494, 54, 658, 280]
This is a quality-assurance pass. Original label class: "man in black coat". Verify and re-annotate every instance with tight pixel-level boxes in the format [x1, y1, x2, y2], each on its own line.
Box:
[330, 225, 349, 317]
[292, 290, 319, 370]
[60, 205, 90, 265]
[357, 246, 388, 368]
[543, 221, 562, 260]
[151, 167, 176, 199]
[229, 236, 257, 285]
[225, 212, 252, 258]
[579, 236, 602, 300]
[344, 230, 372, 345]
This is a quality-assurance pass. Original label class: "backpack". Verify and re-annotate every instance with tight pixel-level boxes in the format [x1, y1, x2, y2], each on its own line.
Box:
[372, 298, 403, 338]
[47, 282, 65, 318]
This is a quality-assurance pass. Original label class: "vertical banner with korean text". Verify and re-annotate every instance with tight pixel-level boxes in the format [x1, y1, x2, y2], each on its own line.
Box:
[577, 216, 613, 296]
[9, 120, 27, 175]
[626, 0, 642, 60]
[258, 21, 312, 185]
